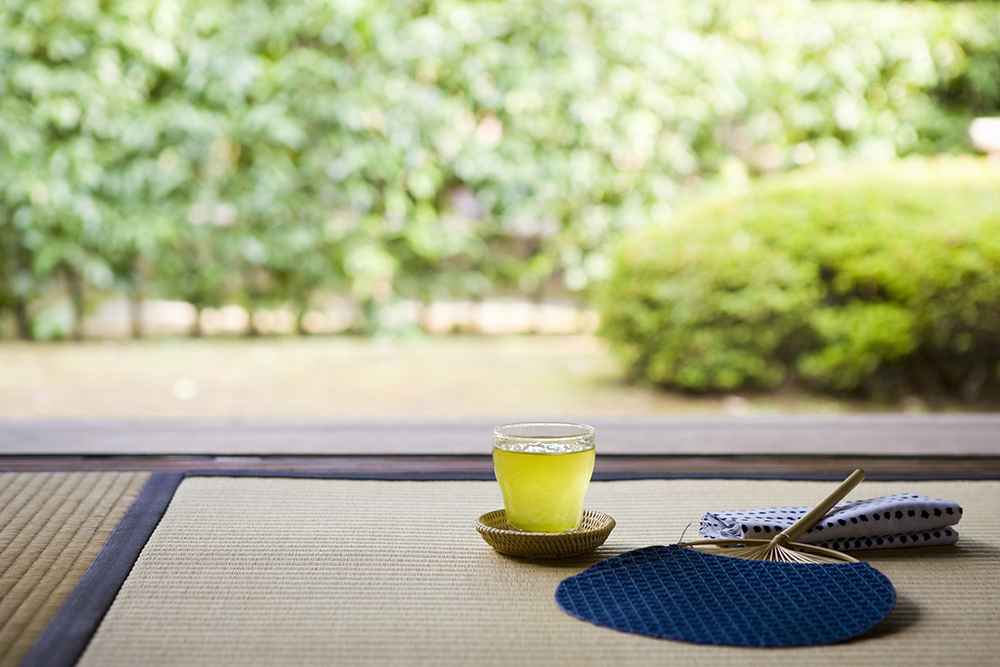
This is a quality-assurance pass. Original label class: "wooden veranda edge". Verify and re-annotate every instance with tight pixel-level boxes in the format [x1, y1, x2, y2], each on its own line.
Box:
[1, 454, 999, 476]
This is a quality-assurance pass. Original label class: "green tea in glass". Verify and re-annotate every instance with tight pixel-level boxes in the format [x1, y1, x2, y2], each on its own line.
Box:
[492, 422, 596, 533]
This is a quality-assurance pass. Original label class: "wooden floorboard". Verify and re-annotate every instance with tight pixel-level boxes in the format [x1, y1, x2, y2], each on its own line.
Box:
[2, 455, 998, 477]
[4, 415, 997, 477]
[2, 415, 999, 456]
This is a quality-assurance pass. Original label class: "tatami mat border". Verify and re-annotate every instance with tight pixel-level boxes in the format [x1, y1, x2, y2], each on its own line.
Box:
[19, 468, 1000, 667]
[19, 473, 183, 667]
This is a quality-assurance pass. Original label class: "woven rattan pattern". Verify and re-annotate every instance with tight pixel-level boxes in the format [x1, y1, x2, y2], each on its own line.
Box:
[476, 510, 615, 558]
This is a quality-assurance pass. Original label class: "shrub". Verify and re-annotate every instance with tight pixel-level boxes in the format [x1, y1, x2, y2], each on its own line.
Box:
[2, 0, 1000, 337]
[597, 157, 1000, 399]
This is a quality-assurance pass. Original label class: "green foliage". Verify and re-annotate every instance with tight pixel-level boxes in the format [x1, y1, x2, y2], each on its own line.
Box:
[597, 157, 1000, 398]
[1, 0, 1000, 338]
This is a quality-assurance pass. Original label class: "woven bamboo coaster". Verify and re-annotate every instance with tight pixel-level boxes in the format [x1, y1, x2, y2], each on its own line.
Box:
[476, 509, 615, 558]
[63, 478, 1000, 667]
[0, 472, 148, 667]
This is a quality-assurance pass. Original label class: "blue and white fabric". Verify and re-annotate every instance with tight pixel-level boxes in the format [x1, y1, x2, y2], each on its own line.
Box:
[700, 493, 962, 552]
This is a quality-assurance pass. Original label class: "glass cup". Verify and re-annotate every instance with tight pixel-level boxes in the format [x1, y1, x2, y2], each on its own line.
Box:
[492, 422, 596, 533]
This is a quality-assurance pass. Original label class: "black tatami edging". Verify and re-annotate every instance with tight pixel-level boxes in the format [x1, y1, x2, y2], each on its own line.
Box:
[19, 473, 185, 667]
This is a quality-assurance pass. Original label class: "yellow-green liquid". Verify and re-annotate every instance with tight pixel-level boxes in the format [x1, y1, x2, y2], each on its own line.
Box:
[493, 444, 596, 533]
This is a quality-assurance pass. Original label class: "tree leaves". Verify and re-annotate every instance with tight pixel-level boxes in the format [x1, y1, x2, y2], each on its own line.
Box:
[2, 0, 999, 338]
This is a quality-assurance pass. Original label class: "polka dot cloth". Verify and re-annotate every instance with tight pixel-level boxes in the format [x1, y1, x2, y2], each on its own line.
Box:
[700, 493, 962, 552]
[555, 545, 896, 647]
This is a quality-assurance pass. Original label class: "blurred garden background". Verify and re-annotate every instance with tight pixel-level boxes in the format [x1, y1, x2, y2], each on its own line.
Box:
[2, 0, 1000, 417]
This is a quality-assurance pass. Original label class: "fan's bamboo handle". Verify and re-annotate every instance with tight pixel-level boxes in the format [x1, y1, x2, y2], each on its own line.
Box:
[775, 469, 866, 545]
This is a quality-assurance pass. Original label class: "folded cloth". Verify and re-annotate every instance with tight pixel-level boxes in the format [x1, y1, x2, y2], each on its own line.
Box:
[700, 493, 963, 552]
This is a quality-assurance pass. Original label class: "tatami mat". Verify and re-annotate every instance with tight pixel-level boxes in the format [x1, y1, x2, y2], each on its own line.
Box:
[74, 478, 998, 666]
[0, 472, 149, 667]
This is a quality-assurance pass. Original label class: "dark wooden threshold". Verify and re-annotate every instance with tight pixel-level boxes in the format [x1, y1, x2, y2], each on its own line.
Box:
[2, 454, 998, 477]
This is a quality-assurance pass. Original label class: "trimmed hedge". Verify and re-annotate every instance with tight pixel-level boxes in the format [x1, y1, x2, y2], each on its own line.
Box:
[597, 157, 1000, 399]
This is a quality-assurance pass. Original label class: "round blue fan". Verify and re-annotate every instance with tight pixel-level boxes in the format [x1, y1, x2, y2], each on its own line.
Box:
[555, 471, 896, 647]
[555, 544, 896, 647]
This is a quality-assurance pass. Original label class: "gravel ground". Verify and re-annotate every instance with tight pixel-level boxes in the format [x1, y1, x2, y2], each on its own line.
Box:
[0, 335, 886, 419]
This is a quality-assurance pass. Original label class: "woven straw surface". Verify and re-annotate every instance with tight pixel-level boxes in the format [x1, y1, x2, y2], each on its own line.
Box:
[79, 478, 999, 666]
[0, 472, 149, 667]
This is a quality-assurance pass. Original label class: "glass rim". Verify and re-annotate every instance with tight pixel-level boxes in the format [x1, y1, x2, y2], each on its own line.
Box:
[493, 421, 595, 440]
